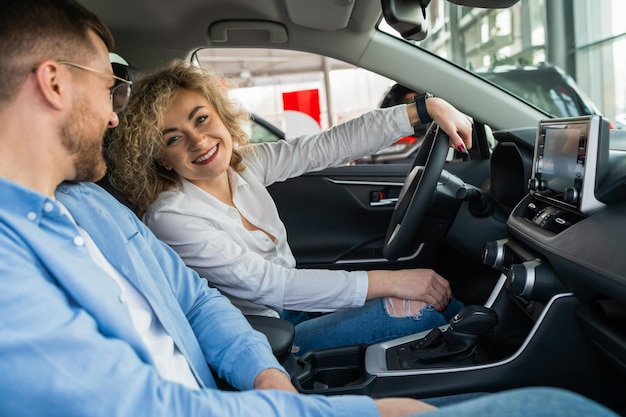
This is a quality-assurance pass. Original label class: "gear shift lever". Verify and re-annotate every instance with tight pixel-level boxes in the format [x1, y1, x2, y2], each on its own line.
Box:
[398, 305, 498, 368]
[444, 305, 499, 352]
[449, 305, 499, 334]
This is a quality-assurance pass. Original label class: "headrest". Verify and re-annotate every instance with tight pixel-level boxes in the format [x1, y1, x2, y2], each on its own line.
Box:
[112, 62, 143, 84]
[95, 62, 143, 213]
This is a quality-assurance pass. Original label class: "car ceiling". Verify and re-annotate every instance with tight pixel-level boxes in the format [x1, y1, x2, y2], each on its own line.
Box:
[79, 0, 381, 70]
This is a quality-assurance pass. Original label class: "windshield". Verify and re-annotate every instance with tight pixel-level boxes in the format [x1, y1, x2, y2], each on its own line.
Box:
[379, 0, 626, 127]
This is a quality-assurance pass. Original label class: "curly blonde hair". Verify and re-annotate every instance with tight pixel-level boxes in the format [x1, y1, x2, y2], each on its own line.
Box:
[108, 59, 250, 217]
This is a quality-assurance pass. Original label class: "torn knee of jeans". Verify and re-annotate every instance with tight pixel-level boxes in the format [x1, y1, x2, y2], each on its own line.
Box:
[384, 297, 427, 318]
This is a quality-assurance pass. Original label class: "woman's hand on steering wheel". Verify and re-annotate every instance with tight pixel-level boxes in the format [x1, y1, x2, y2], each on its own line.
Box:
[425, 97, 473, 153]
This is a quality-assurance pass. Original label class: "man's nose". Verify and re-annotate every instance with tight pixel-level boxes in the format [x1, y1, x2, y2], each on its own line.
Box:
[108, 111, 120, 129]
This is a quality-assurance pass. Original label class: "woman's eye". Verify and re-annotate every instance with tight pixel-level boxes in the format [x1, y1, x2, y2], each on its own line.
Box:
[165, 136, 180, 147]
[196, 115, 208, 126]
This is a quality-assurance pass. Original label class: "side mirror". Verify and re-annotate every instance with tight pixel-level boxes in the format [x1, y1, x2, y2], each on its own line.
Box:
[381, 0, 430, 41]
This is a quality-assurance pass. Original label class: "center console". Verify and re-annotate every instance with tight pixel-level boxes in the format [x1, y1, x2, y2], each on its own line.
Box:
[291, 239, 607, 399]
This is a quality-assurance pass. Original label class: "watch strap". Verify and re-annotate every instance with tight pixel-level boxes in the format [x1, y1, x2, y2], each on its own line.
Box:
[415, 93, 433, 124]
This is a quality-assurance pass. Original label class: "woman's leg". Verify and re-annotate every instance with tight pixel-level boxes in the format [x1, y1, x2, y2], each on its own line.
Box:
[291, 297, 462, 355]
[280, 310, 316, 326]
[442, 297, 464, 322]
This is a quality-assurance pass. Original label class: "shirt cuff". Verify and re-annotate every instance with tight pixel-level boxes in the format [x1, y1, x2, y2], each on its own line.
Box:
[228, 344, 287, 390]
[352, 270, 369, 307]
[392, 104, 415, 136]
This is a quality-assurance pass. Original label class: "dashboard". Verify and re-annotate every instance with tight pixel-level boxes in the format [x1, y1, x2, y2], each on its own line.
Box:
[490, 117, 626, 379]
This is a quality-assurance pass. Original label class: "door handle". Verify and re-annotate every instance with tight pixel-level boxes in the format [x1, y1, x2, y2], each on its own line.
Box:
[370, 197, 398, 207]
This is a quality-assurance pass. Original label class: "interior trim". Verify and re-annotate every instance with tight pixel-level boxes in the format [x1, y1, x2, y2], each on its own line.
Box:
[484, 273, 508, 308]
[327, 178, 404, 187]
[335, 243, 424, 264]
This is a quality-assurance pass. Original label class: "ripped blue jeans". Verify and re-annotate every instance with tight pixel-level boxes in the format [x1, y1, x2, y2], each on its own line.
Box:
[281, 297, 463, 355]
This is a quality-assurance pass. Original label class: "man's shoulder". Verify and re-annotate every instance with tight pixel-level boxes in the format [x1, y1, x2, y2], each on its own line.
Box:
[57, 182, 140, 224]
[57, 181, 107, 195]
[59, 182, 127, 206]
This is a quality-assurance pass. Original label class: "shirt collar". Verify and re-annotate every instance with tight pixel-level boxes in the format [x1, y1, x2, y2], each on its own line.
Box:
[178, 169, 250, 212]
[227, 168, 251, 193]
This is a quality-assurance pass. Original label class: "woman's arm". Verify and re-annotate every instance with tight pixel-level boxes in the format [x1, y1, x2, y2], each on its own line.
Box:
[149, 208, 452, 314]
[146, 209, 370, 313]
[246, 106, 414, 186]
[246, 100, 472, 187]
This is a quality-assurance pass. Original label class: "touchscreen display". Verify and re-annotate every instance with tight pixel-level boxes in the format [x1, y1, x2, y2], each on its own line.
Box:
[541, 125, 581, 192]
[532, 115, 609, 215]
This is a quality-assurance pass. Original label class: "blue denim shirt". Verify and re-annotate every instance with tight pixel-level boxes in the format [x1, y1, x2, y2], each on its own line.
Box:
[0, 179, 378, 417]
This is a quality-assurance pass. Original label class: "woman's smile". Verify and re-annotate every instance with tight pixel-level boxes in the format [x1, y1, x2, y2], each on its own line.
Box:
[194, 144, 219, 165]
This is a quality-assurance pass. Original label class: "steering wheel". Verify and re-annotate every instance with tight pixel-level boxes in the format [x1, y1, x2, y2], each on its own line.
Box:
[383, 123, 451, 261]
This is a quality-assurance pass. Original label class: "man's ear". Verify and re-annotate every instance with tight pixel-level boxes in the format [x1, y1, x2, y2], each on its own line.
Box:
[33, 60, 65, 111]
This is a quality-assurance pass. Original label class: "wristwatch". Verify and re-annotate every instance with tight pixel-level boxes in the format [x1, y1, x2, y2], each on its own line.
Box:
[414, 92, 433, 124]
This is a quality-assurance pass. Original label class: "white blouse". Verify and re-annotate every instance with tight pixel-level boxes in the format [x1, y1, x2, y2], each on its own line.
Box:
[144, 105, 414, 317]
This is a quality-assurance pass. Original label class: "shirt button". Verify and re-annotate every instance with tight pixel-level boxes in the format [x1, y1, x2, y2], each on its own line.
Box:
[26, 212, 37, 221]
[73, 236, 85, 246]
[119, 292, 127, 303]
[43, 202, 54, 212]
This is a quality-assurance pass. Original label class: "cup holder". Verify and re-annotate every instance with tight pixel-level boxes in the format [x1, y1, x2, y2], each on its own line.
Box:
[292, 344, 376, 395]
[312, 367, 363, 388]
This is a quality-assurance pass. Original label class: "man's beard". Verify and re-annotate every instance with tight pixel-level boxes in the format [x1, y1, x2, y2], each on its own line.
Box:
[60, 96, 108, 183]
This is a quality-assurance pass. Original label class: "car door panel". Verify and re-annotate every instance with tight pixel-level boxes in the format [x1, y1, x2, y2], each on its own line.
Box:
[269, 165, 407, 269]
[268, 160, 491, 271]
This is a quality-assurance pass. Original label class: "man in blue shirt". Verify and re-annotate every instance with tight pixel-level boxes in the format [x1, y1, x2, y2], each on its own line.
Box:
[0, 0, 432, 415]
[0, 0, 618, 416]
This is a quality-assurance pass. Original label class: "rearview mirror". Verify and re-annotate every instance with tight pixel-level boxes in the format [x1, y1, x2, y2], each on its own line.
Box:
[381, 0, 430, 41]
[381, 0, 521, 42]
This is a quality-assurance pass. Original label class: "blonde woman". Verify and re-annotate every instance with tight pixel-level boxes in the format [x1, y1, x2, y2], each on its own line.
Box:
[108, 60, 471, 354]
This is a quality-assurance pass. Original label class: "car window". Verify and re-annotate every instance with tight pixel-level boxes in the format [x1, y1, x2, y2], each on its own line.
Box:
[195, 48, 475, 164]
[245, 113, 285, 143]
[194, 48, 394, 138]
[195, 48, 434, 163]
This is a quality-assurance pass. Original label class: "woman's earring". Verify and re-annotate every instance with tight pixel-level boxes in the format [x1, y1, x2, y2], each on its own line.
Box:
[158, 160, 172, 171]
